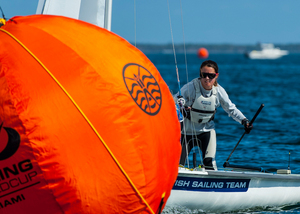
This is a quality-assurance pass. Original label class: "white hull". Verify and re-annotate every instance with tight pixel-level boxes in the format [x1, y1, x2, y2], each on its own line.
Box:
[246, 43, 288, 59]
[166, 168, 300, 212]
[247, 50, 288, 59]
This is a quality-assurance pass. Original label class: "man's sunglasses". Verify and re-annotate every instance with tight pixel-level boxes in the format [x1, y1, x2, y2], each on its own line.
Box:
[201, 72, 217, 79]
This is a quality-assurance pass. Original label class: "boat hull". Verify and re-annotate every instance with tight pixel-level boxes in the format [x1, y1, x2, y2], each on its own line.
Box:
[247, 50, 288, 59]
[166, 168, 300, 212]
[245, 43, 288, 59]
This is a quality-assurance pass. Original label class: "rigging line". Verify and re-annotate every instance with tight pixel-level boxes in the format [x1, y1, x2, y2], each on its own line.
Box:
[0, 28, 155, 214]
[179, 1, 203, 166]
[179, 0, 191, 101]
[41, 0, 47, 14]
[191, 120, 203, 165]
[179, 0, 194, 125]
[196, 140, 203, 166]
[190, 137, 200, 168]
[0, 7, 6, 20]
[167, 0, 181, 96]
[181, 120, 190, 168]
[193, 135, 203, 167]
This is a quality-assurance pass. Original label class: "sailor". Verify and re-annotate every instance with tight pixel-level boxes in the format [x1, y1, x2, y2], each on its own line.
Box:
[176, 60, 252, 170]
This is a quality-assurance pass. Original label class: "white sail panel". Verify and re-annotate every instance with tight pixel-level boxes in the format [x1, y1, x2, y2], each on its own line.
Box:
[36, 0, 112, 30]
[79, 0, 104, 28]
[36, 0, 81, 20]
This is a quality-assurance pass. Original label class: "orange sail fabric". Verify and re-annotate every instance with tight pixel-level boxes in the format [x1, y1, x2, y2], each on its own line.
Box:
[0, 15, 181, 213]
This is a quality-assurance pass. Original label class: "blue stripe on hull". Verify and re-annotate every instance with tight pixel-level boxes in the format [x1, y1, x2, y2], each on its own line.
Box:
[173, 176, 250, 192]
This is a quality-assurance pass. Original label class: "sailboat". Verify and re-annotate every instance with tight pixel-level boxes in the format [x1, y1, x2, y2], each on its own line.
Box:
[35, 1, 300, 213]
[166, 104, 300, 212]
[0, 1, 182, 213]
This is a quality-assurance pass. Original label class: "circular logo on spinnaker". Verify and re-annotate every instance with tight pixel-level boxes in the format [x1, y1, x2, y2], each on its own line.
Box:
[123, 63, 162, 116]
[0, 123, 21, 160]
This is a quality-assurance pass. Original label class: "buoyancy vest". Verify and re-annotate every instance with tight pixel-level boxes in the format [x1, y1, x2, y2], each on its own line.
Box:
[190, 79, 217, 124]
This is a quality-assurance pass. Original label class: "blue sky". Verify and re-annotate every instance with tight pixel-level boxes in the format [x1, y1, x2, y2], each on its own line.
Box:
[1, 0, 300, 45]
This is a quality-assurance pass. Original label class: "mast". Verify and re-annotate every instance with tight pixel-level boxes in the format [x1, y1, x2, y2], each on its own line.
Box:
[104, 0, 112, 31]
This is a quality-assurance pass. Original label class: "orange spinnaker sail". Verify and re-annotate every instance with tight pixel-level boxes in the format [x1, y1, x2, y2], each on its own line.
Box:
[0, 15, 181, 213]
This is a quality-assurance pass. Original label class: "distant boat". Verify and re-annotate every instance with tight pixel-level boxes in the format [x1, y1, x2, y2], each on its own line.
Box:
[245, 43, 288, 59]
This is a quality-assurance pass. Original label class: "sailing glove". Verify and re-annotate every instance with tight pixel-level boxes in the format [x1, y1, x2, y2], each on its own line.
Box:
[242, 118, 253, 134]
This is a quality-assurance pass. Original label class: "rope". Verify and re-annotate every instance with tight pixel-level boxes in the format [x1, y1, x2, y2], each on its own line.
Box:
[180, 1, 203, 167]
[168, 1, 204, 168]
[0, 27, 155, 214]
[167, 0, 190, 167]
[167, 0, 181, 96]
[179, 0, 189, 93]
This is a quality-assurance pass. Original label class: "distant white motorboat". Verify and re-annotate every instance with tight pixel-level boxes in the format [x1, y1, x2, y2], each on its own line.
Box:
[245, 43, 288, 59]
[166, 166, 300, 212]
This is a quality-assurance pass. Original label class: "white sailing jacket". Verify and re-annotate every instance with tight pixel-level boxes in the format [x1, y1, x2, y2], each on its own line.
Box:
[175, 78, 246, 135]
[190, 78, 217, 124]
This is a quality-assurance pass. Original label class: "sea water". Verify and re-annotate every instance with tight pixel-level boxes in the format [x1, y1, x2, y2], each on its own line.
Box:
[146, 53, 300, 213]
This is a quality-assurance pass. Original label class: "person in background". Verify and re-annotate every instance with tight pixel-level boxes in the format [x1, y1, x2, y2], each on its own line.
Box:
[176, 60, 252, 170]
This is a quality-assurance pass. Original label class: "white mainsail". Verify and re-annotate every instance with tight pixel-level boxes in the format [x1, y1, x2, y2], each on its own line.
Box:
[36, 0, 112, 31]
